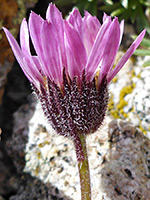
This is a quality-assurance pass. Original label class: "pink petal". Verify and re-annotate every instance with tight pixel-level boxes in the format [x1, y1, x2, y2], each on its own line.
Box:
[65, 37, 81, 80]
[98, 17, 120, 84]
[20, 18, 44, 85]
[103, 12, 111, 23]
[67, 8, 83, 37]
[29, 12, 45, 61]
[3, 28, 24, 67]
[20, 18, 30, 54]
[85, 17, 112, 81]
[84, 11, 101, 27]
[23, 55, 43, 86]
[46, 3, 67, 67]
[108, 29, 146, 83]
[41, 21, 63, 85]
[83, 11, 101, 56]
[46, 3, 62, 24]
[64, 21, 87, 77]
[32, 56, 43, 73]
[3, 27, 42, 86]
[3, 27, 30, 80]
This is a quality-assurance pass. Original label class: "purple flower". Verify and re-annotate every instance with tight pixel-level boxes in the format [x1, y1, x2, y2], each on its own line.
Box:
[3, 4, 145, 140]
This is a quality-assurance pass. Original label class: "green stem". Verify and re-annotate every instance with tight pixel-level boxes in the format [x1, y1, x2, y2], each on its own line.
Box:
[74, 134, 91, 200]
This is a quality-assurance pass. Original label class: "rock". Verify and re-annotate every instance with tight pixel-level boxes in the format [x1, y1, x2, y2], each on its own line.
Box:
[9, 174, 72, 200]
[6, 95, 36, 173]
[8, 99, 149, 199]
[100, 119, 150, 200]
[108, 55, 150, 136]
[0, 145, 21, 197]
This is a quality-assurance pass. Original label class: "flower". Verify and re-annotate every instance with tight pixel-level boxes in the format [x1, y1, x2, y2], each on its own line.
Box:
[3, 4, 146, 141]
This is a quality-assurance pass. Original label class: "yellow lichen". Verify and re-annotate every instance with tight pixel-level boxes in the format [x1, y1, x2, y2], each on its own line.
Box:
[36, 151, 42, 160]
[117, 100, 127, 110]
[130, 107, 135, 113]
[110, 110, 120, 119]
[34, 166, 40, 176]
[120, 108, 129, 118]
[118, 83, 135, 118]
[109, 82, 136, 119]
[137, 72, 141, 79]
[131, 69, 136, 77]
[112, 76, 118, 83]
[139, 124, 147, 135]
[38, 140, 50, 148]
[108, 93, 114, 110]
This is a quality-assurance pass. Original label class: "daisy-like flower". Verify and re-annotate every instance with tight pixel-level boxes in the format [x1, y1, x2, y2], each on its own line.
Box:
[3, 4, 145, 139]
[3, 4, 145, 200]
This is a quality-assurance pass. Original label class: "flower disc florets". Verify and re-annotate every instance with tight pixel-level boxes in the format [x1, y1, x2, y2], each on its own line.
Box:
[35, 69, 108, 139]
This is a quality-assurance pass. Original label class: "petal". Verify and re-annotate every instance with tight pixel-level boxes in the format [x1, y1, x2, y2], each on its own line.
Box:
[29, 12, 45, 61]
[103, 12, 112, 23]
[46, 3, 62, 24]
[20, 18, 30, 54]
[83, 11, 101, 56]
[84, 11, 101, 27]
[46, 3, 67, 67]
[67, 8, 83, 37]
[29, 12, 51, 78]
[108, 29, 146, 83]
[2, 27, 30, 80]
[23, 55, 43, 86]
[85, 17, 112, 81]
[3, 27, 24, 66]
[65, 36, 81, 79]
[3, 27, 42, 86]
[64, 21, 87, 76]
[32, 56, 43, 73]
[20, 19, 44, 85]
[41, 21, 63, 85]
[98, 17, 120, 84]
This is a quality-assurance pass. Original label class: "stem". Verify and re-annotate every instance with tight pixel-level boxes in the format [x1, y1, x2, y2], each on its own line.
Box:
[74, 134, 91, 200]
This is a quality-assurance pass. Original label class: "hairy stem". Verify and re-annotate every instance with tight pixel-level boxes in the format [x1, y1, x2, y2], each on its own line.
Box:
[74, 134, 91, 200]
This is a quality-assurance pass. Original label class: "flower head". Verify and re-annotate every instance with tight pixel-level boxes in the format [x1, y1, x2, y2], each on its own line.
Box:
[3, 4, 146, 140]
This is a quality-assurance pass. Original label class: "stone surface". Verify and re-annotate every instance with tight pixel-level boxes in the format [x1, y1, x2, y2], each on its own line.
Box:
[101, 119, 150, 200]
[9, 174, 72, 200]
[108, 54, 150, 136]
[5, 99, 150, 200]
[0, 149, 20, 197]
[6, 95, 36, 173]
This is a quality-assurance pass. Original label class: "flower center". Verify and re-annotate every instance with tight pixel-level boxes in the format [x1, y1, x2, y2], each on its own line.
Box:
[35, 70, 109, 140]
